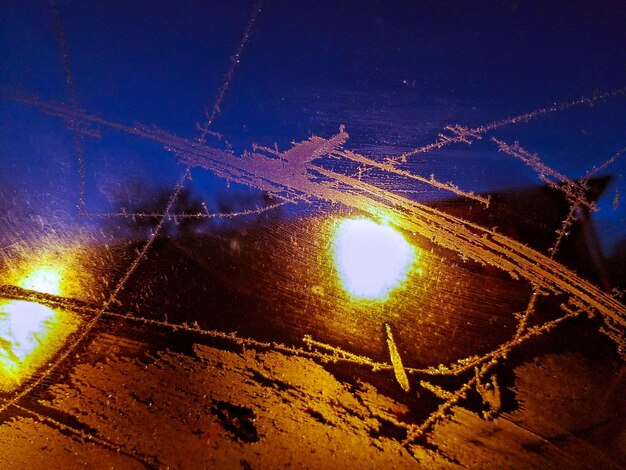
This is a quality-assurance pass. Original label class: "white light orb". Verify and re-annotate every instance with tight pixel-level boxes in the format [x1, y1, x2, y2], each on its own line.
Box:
[332, 218, 415, 300]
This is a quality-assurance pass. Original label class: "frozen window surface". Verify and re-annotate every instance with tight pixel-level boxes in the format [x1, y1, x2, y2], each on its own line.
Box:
[1, 1, 625, 467]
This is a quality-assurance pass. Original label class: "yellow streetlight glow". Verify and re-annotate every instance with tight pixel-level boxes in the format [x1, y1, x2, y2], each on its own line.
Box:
[17, 265, 64, 295]
[332, 218, 416, 300]
[0, 263, 80, 392]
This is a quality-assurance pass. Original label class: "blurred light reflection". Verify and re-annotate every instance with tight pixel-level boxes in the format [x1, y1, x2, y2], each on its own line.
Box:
[17, 266, 64, 296]
[0, 265, 80, 392]
[332, 218, 417, 301]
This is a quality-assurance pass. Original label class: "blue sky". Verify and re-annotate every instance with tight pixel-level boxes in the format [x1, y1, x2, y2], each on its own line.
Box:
[1, 0, 625, 250]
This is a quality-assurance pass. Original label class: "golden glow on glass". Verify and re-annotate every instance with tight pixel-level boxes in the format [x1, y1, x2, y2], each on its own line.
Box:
[0, 264, 80, 392]
[332, 218, 415, 300]
[17, 265, 64, 295]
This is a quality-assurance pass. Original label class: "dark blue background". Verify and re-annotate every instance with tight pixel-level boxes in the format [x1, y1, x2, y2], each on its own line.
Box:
[1, 1, 625, 250]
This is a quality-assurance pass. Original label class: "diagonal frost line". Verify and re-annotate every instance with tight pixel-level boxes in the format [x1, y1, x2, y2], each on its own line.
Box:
[0, 169, 191, 416]
[13, 403, 158, 466]
[490, 137, 597, 259]
[392, 86, 626, 163]
[3, 88, 484, 207]
[315, 165, 626, 328]
[197, 0, 262, 141]
[0, 1, 263, 416]
[586, 145, 626, 178]
[166, 129, 626, 336]
[88, 199, 289, 219]
[0, 284, 583, 379]
[340, 150, 491, 206]
[7, 93, 626, 338]
[50, 0, 88, 214]
[490, 137, 595, 205]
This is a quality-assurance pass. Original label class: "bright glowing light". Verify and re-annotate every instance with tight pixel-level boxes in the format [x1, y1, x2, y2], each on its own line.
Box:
[332, 218, 415, 300]
[17, 266, 63, 295]
[0, 265, 80, 392]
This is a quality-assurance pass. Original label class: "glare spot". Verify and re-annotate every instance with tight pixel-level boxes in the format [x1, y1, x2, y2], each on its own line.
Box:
[0, 301, 57, 366]
[0, 265, 80, 392]
[17, 266, 63, 296]
[333, 218, 415, 300]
